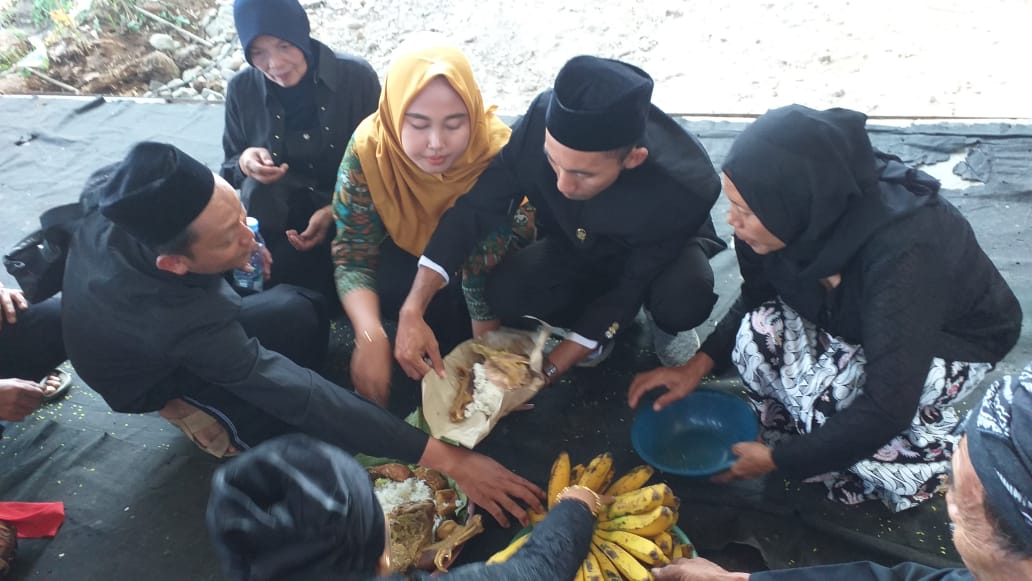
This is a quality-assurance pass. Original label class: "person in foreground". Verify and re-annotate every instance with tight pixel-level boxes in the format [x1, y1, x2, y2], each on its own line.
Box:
[221, 0, 380, 299]
[60, 142, 542, 526]
[629, 105, 1022, 511]
[208, 433, 602, 580]
[652, 362, 1032, 580]
[332, 35, 511, 406]
[395, 55, 724, 385]
[0, 285, 66, 425]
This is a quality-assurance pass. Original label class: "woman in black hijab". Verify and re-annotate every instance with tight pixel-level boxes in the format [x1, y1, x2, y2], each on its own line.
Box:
[208, 434, 601, 580]
[629, 105, 1022, 511]
[221, 0, 380, 301]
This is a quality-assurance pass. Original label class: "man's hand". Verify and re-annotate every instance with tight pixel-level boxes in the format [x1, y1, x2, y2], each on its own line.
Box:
[239, 147, 288, 185]
[351, 334, 392, 407]
[0, 283, 28, 329]
[652, 557, 750, 580]
[628, 353, 714, 411]
[259, 245, 274, 280]
[420, 439, 545, 528]
[0, 378, 46, 421]
[711, 442, 776, 484]
[286, 205, 333, 251]
[395, 310, 445, 380]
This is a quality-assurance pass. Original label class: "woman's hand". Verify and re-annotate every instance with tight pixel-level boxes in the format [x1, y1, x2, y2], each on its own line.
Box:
[628, 353, 714, 411]
[711, 442, 776, 484]
[351, 329, 392, 407]
[239, 147, 288, 184]
[286, 205, 333, 251]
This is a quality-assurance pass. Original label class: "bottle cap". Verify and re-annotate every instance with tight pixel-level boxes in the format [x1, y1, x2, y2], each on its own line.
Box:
[245, 216, 260, 233]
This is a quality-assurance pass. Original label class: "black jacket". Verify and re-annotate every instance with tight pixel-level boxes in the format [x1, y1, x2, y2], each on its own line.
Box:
[61, 191, 428, 462]
[423, 90, 724, 342]
[752, 561, 972, 581]
[700, 196, 1022, 477]
[220, 40, 380, 204]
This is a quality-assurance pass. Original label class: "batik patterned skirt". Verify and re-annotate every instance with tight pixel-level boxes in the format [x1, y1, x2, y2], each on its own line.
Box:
[731, 298, 992, 512]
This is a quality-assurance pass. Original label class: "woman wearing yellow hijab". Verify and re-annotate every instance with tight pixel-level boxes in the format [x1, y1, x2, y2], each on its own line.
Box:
[331, 37, 512, 406]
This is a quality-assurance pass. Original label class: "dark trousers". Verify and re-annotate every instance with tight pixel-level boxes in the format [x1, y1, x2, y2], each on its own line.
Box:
[486, 237, 717, 337]
[0, 295, 65, 380]
[242, 179, 337, 305]
[375, 238, 472, 354]
[177, 285, 329, 448]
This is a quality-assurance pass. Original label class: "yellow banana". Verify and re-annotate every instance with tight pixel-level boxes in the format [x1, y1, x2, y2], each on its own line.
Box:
[596, 539, 654, 581]
[604, 464, 654, 496]
[652, 531, 673, 559]
[596, 529, 670, 567]
[589, 541, 624, 581]
[583, 549, 604, 581]
[487, 532, 530, 564]
[528, 509, 546, 525]
[548, 451, 571, 510]
[598, 505, 677, 537]
[571, 463, 585, 484]
[605, 484, 679, 519]
[578, 452, 614, 492]
[672, 541, 696, 559]
[574, 562, 586, 581]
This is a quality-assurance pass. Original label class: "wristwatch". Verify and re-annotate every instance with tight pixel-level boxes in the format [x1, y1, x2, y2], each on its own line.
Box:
[542, 358, 560, 385]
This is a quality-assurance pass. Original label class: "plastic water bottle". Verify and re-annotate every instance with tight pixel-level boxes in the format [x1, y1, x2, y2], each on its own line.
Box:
[233, 217, 264, 292]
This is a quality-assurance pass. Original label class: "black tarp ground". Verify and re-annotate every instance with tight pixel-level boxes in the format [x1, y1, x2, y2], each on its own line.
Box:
[1, 96, 1030, 580]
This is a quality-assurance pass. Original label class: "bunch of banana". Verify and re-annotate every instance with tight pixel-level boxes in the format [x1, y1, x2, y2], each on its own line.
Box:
[488, 451, 695, 580]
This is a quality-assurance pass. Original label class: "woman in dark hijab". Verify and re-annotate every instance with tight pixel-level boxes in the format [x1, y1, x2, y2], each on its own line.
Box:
[629, 105, 1022, 511]
[221, 0, 380, 301]
[208, 434, 601, 580]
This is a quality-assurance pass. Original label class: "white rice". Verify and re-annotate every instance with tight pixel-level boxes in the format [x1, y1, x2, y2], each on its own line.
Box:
[464, 362, 504, 419]
[374, 477, 434, 515]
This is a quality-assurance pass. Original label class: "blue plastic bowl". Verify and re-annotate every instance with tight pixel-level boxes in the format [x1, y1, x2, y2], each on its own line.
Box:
[632, 389, 759, 477]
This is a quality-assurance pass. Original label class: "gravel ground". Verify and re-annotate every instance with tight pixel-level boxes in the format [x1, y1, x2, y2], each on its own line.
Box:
[299, 0, 1032, 118]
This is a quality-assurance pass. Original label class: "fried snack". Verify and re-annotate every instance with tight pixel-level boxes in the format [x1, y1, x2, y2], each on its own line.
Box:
[387, 500, 436, 573]
[368, 463, 414, 482]
[414, 466, 449, 493]
[471, 343, 532, 389]
[435, 519, 459, 542]
[434, 489, 459, 517]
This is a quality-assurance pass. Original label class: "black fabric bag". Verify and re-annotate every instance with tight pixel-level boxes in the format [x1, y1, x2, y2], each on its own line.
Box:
[3, 202, 83, 304]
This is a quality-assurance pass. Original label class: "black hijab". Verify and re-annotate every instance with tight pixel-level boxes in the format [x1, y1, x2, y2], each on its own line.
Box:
[722, 105, 939, 282]
[207, 434, 386, 581]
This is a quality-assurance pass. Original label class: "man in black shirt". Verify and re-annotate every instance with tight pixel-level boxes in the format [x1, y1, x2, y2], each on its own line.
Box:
[61, 142, 542, 527]
[395, 56, 724, 385]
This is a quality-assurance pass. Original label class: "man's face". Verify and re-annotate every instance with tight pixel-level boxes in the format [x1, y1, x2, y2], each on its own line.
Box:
[177, 177, 255, 275]
[947, 437, 1009, 574]
[543, 130, 631, 201]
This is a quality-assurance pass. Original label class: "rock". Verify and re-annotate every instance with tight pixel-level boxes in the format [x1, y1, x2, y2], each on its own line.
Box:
[171, 86, 199, 99]
[201, 87, 224, 101]
[343, 16, 364, 30]
[300, 0, 325, 8]
[832, 89, 846, 98]
[221, 68, 238, 81]
[222, 54, 244, 70]
[173, 45, 207, 70]
[165, 78, 187, 90]
[182, 66, 202, 83]
[149, 33, 178, 52]
[141, 51, 180, 84]
[148, 80, 164, 91]
[818, 54, 832, 65]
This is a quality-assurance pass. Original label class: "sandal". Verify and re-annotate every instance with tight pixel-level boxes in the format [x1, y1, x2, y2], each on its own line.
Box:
[40, 369, 72, 401]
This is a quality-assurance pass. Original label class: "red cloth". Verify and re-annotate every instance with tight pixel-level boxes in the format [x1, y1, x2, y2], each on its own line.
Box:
[0, 502, 65, 538]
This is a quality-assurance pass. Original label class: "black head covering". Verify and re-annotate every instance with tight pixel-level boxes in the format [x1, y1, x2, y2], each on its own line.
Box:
[546, 55, 654, 152]
[99, 142, 214, 247]
[722, 104, 939, 280]
[965, 362, 1032, 554]
[233, 0, 313, 64]
[207, 434, 387, 581]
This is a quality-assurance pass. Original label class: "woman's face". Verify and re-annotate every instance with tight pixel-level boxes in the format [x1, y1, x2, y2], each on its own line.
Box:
[400, 77, 471, 175]
[248, 35, 308, 88]
[723, 173, 786, 255]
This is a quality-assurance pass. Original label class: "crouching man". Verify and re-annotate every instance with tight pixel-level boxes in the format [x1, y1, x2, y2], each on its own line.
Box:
[61, 142, 542, 526]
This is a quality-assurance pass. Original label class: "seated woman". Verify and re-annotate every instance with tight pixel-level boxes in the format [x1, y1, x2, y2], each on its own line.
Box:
[221, 0, 380, 300]
[332, 36, 511, 406]
[629, 105, 1022, 511]
[208, 433, 600, 580]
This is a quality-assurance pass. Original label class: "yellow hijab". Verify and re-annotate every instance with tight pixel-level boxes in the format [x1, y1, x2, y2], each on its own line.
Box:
[352, 42, 511, 256]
